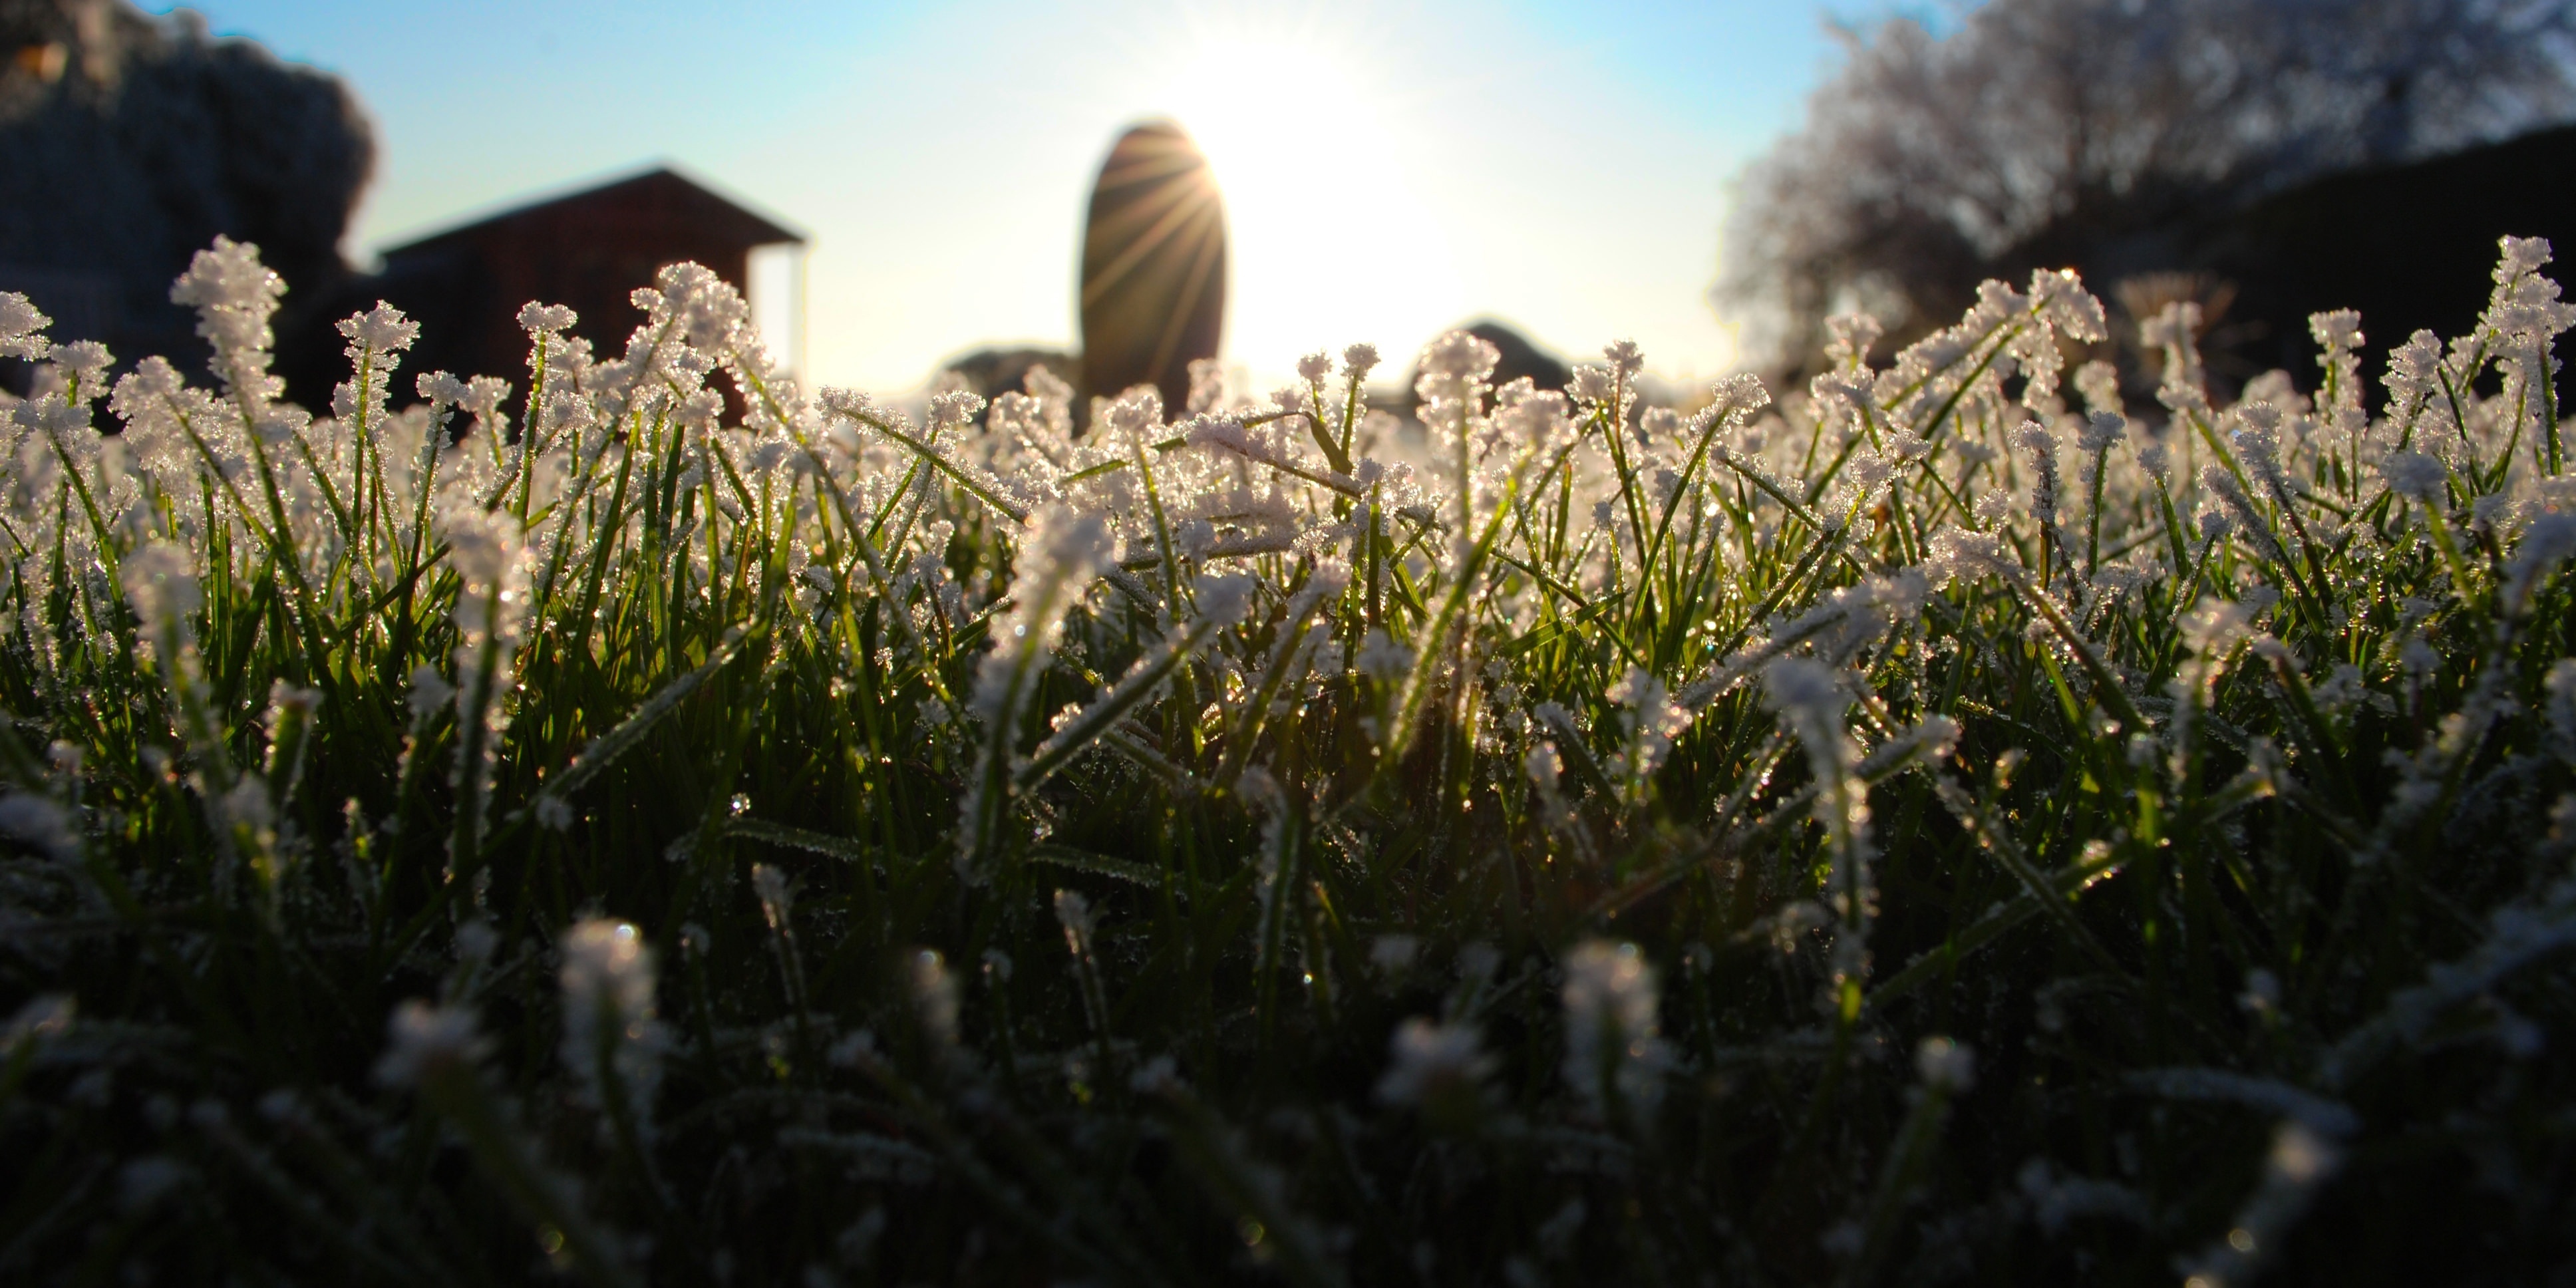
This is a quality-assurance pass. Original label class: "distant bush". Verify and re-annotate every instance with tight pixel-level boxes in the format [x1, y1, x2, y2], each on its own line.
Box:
[0, 233, 2571, 1284]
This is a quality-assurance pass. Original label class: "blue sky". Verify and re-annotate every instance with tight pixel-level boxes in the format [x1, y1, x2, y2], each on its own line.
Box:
[147, 1, 1915, 391]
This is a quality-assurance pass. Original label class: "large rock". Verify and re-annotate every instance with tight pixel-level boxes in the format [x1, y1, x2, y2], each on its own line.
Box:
[1078, 120, 1224, 423]
[0, 0, 371, 391]
[1398, 318, 1570, 414]
[939, 345, 1077, 407]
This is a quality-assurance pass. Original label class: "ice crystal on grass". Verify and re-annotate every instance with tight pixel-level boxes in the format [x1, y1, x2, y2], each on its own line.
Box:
[0, 291, 50, 360]
[2503, 512, 2576, 615]
[171, 236, 287, 411]
[1, 231, 2572, 1285]
[2380, 449, 2447, 503]
[1561, 939, 1667, 1122]
[2177, 1124, 2340, 1288]
[1915, 1037, 1975, 1093]
[1376, 1017, 1494, 1111]
[375, 1001, 489, 1087]
[0, 792, 73, 862]
[560, 919, 663, 1127]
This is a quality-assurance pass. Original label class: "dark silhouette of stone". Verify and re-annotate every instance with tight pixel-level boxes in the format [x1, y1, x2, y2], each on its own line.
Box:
[1079, 120, 1223, 422]
[0, 0, 371, 391]
[1460, 319, 1569, 395]
[1398, 319, 1569, 416]
[940, 345, 1076, 406]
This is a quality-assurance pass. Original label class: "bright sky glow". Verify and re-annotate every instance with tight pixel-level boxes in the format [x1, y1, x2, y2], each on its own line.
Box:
[145, 0, 1907, 393]
[1123, 9, 1460, 381]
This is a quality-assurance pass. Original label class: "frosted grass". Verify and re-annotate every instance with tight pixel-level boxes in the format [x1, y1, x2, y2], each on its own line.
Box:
[0, 235, 2569, 1283]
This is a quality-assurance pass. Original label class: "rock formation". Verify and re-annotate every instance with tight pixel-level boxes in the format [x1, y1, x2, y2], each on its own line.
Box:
[1078, 120, 1224, 422]
[0, 0, 371, 394]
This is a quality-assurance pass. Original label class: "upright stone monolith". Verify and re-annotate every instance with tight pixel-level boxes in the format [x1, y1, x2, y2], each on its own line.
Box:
[1078, 120, 1225, 424]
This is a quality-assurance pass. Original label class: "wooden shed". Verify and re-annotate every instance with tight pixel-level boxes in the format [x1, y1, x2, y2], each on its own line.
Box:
[369, 166, 803, 385]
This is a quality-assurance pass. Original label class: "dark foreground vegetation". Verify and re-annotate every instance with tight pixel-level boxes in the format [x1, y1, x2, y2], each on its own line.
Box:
[0, 236, 2572, 1285]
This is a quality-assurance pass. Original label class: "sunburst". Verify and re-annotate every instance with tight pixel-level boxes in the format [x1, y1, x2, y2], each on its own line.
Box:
[1102, 11, 1460, 390]
[1080, 120, 1228, 417]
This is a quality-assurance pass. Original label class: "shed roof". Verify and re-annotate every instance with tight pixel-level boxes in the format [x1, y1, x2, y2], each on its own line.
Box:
[381, 165, 804, 259]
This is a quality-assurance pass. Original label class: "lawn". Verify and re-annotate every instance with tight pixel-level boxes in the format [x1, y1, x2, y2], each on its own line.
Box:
[0, 238, 2570, 1285]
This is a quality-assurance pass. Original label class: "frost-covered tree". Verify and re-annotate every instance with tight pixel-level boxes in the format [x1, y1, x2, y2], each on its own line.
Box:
[1718, 0, 2576, 377]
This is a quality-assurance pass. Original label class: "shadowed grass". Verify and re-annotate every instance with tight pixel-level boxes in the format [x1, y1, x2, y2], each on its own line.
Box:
[0, 240, 2571, 1285]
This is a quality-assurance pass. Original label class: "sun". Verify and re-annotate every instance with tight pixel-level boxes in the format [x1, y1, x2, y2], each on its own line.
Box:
[1155, 31, 1376, 214]
[1130, 16, 1462, 385]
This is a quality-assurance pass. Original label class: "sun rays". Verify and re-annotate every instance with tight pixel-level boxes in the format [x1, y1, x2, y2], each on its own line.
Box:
[1124, 11, 1461, 383]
